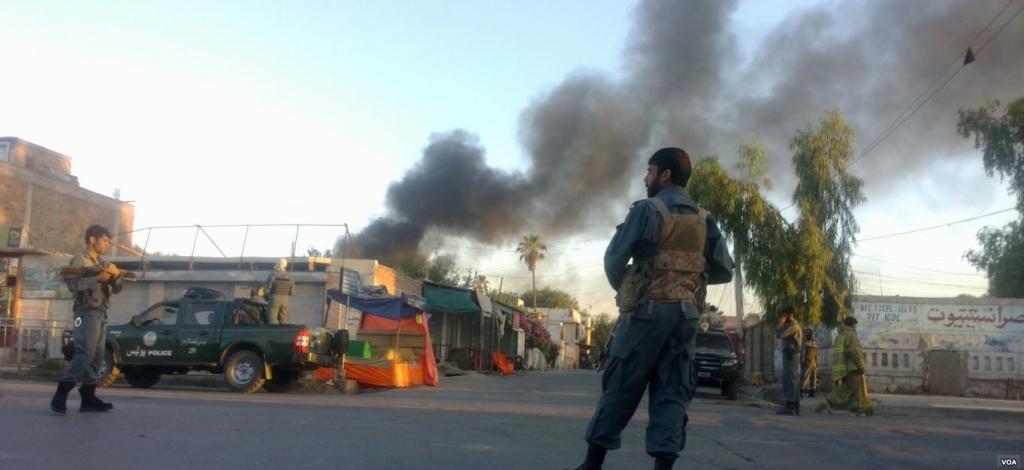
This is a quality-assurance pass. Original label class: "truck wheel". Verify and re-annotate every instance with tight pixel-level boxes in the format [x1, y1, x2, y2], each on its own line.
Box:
[224, 350, 266, 393]
[263, 369, 300, 393]
[98, 348, 121, 387]
[722, 380, 738, 401]
[124, 369, 161, 388]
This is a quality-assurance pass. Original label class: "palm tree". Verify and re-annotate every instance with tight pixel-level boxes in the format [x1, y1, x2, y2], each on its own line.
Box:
[517, 234, 547, 310]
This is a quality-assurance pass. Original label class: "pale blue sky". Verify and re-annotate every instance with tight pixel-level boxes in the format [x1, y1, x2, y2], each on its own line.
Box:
[1, 1, 1011, 315]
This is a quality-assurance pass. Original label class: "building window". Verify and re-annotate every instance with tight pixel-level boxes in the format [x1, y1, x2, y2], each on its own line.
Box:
[892, 353, 899, 368]
[1009, 357, 1016, 371]
[881, 353, 888, 367]
[984, 356, 992, 371]
[997, 357, 1004, 372]
[903, 354, 910, 369]
[871, 352, 877, 367]
[972, 356, 979, 370]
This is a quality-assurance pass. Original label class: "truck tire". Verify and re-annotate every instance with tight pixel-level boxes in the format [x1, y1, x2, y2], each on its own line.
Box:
[224, 350, 266, 393]
[721, 379, 738, 401]
[124, 369, 161, 388]
[263, 368, 300, 393]
[98, 348, 121, 388]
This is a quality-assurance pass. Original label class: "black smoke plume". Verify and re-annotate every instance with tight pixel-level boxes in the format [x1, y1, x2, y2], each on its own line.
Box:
[356, 0, 1023, 263]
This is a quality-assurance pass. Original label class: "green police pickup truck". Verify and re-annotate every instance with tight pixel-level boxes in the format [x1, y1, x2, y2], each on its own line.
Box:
[93, 290, 347, 393]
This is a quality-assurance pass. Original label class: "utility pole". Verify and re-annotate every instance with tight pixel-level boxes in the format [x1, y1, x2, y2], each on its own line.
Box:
[733, 252, 745, 341]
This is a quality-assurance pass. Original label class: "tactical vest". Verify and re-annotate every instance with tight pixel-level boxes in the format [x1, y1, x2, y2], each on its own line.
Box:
[269, 273, 293, 295]
[644, 198, 708, 303]
[615, 198, 709, 311]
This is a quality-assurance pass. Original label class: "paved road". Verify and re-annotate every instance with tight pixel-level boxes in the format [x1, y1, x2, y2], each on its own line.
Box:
[1, 372, 1021, 470]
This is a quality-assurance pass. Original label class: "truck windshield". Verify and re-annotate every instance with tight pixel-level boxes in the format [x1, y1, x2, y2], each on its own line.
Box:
[697, 334, 732, 351]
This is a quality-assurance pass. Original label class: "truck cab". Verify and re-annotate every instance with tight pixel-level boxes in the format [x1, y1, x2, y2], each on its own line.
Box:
[695, 329, 741, 400]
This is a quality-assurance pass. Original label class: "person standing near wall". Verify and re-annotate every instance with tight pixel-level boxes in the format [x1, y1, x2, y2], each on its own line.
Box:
[776, 306, 803, 415]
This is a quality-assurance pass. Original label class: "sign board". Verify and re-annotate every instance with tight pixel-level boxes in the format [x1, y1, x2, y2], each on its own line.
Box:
[2, 226, 23, 248]
[853, 299, 1024, 353]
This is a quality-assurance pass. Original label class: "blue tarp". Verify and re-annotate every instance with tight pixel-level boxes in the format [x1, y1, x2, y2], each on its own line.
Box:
[326, 288, 424, 320]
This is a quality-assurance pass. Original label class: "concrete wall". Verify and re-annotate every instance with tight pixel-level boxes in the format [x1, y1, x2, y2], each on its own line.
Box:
[852, 295, 1023, 398]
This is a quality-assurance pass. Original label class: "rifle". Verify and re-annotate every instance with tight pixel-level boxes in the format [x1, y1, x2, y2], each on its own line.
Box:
[59, 265, 138, 282]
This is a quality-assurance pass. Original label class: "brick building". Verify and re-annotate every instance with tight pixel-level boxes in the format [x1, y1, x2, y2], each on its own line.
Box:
[0, 136, 134, 319]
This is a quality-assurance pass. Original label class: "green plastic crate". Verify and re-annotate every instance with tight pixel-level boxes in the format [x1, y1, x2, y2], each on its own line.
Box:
[348, 340, 372, 358]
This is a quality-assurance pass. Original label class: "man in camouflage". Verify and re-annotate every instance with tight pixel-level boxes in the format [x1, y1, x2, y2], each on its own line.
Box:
[573, 148, 734, 470]
[819, 316, 873, 416]
[801, 329, 819, 398]
[50, 224, 123, 414]
[265, 258, 294, 324]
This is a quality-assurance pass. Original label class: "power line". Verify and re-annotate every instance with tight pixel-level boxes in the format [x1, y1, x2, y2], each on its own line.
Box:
[851, 253, 984, 276]
[856, 207, 1016, 242]
[849, 0, 1021, 167]
[852, 270, 986, 289]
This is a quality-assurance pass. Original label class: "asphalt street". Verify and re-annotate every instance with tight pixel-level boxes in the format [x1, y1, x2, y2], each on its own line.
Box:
[1, 371, 1021, 470]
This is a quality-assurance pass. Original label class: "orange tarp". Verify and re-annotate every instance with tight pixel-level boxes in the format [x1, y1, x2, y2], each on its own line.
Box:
[345, 312, 439, 387]
[492, 352, 514, 375]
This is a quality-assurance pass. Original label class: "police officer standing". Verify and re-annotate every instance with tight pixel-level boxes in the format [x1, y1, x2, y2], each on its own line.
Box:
[776, 306, 803, 415]
[50, 225, 123, 414]
[265, 258, 294, 324]
[573, 148, 734, 470]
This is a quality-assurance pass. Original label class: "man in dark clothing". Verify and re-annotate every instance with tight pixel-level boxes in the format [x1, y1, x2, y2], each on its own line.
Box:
[573, 148, 734, 470]
[51, 224, 123, 414]
[265, 258, 294, 324]
[776, 306, 803, 415]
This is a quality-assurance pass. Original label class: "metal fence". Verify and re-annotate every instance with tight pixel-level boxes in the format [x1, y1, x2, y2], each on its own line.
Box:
[0, 317, 71, 370]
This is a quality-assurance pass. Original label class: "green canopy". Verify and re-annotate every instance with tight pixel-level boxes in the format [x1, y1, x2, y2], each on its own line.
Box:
[424, 284, 480, 314]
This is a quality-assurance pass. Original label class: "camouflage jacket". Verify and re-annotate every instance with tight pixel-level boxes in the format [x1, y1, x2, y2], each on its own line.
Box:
[65, 251, 123, 311]
[604, 185, 733, 306]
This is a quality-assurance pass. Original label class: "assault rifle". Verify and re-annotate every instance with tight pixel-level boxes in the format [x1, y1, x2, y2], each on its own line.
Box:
[59, 265, 138, 282]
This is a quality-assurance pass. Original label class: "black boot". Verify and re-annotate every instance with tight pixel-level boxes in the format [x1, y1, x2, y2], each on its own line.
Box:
[50, 381, 76, 415]
[776, 401, 796, 415]
[654, 457, 676, 470]
[573, 444, 607, 470]
[79, 384, 113, 412]
[795, 401, 801, 416]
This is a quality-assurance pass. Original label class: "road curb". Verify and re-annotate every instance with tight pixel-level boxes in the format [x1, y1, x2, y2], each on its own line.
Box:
[739, 388, 1024, 423]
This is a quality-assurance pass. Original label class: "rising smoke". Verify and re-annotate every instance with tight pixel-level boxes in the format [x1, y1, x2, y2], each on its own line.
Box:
[354, 0, 1024, 263]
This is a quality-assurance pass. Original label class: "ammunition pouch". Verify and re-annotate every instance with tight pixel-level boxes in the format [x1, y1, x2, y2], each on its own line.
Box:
[615, 260, 652, 313]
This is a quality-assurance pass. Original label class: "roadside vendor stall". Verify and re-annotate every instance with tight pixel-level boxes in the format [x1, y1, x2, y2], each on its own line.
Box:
[326, 288, 439, 387]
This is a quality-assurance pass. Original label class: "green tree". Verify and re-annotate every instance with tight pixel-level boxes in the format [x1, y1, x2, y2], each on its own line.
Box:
[487, 289, 520, 306]
[789, 111, 864, 326]
[306, 246, 335, 258]
[516, 234, 547, 310]
[531, 286, 580, 310]
[590, 312, 616, 350]
[471, 274, 490, 292]
[958, 98, 1024, 297]
[690, 111, 864, 326]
